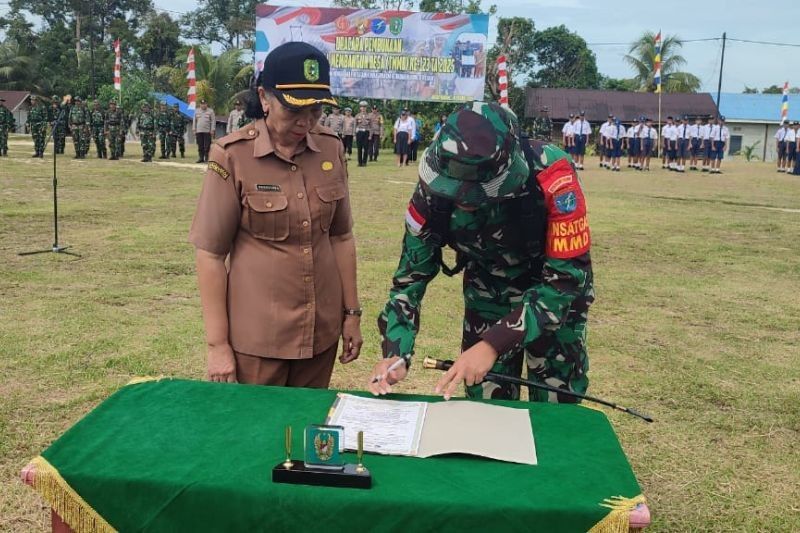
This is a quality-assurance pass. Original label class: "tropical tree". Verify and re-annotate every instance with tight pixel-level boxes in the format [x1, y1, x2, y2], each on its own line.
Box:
[624, 32, 700, 93]
[155, 46, 251, 114]
[0, 41, 48, 93]
[529, 25, 600, 90]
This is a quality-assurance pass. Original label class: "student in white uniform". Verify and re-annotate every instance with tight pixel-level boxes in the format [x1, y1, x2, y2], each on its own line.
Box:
[676, 115, 690, 173]
[598, 115, 613, 168]
[775, 122, 788, 172]
[701, 115, 713, 172]
[562, 114, 575, 156]
[639, 117, 657, 171]
[625, 119, 637, 168]
[689, 116, 702, 171]
[573, 111, 591, 170]
[661, 117, 673, 169]
[709, 116, 730, 174]
[783, 121, 797, 173]
[605, 118, 625, 171]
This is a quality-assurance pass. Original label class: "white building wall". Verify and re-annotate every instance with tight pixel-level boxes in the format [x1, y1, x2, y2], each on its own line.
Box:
[726, 121, 786, 162]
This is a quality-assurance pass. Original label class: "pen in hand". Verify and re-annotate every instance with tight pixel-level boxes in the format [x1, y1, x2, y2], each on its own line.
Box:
[370, 357, 408, 384]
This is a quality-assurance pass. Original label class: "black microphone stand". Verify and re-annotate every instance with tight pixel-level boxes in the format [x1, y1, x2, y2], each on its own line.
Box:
[19, 105, 81, 257]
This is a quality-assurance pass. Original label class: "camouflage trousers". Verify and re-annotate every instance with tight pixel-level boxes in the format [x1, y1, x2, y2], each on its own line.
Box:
[140, 131, 156, 160]
[92, 128, 106, 158]
[31, 123, 47, 154]
[81, 125, 91, 156]
[107, 126, 122, 158]
[119, 128, 127, 156]
[168, 133, 184, 157]
[71, 126, 84, 156]
[159, 130, 170, 157]
[0, 127, 8, 155]
[461, 272, 590, 403]
[54, 130, 66, 154]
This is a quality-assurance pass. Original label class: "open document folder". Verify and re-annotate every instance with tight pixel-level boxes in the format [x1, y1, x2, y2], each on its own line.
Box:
[326, 393, 537, 466]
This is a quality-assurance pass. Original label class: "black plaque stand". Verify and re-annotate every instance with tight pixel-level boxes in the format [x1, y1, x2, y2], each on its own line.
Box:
[272, 460, 372, 489]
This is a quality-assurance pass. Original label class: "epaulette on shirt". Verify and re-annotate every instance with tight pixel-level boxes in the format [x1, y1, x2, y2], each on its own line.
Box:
[214, 126, 258, 149]
[312, 123, 340, 141]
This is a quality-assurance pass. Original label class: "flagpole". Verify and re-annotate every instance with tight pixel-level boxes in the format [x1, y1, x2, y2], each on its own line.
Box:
[654, 30, 662, 158]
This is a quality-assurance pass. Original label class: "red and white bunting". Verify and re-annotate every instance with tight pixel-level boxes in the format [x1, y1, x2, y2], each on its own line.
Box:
[187, 47, 196, 111]
[113, 39, 121, 91]
[497, 54, 509, 109]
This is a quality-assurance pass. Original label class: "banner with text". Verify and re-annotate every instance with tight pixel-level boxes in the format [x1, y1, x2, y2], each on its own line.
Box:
[255, 5, 489, 103]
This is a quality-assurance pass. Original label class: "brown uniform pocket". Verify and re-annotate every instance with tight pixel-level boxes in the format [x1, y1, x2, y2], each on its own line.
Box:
[315, 183, 346, 232]
[243, 192, 290, 241]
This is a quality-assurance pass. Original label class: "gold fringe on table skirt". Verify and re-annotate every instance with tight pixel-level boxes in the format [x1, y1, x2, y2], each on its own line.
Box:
[588, 494, 647, 533]
[29, 456, 116, 533]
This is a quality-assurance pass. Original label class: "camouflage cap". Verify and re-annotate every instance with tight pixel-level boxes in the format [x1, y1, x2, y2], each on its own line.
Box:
[418, 101, 529, 207]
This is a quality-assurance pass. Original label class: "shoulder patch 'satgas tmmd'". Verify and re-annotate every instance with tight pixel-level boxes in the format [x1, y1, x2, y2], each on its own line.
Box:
[208, 161, 230, 181]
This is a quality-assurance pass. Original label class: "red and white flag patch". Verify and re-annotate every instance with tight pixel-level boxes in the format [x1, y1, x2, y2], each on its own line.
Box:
[405, 202, 426, 236]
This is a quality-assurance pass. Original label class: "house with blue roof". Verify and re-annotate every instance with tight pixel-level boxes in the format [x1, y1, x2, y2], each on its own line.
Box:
[714, 92, 799, 161]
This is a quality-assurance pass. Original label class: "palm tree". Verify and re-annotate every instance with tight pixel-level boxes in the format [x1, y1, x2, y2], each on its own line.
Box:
[624, 32, 700, 93]
[155, 46, 251, 113]
[0, 42, 49, 93]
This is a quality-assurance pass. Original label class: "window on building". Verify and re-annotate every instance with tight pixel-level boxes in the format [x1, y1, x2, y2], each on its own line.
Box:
[729, 135, 743, 154]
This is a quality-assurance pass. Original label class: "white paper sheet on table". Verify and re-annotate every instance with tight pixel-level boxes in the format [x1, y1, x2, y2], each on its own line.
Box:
[326, 393, 537, 465]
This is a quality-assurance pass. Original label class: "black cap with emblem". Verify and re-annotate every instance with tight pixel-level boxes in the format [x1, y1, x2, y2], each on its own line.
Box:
[260, 42, 336, 110]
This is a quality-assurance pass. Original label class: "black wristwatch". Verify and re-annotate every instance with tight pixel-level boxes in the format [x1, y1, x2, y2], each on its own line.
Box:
[343, 307, 363, 317]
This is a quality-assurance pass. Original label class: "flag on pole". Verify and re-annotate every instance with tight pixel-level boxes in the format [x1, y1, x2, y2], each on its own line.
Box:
[780, 81, 789, 124]
[187, 47, 197, 111]
[113, 39, 121, 91]
[653, 31, 662, 94]
[497, 54, 509, 109]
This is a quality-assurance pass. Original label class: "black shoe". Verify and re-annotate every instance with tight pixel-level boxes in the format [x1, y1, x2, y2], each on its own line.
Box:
[180, 153, 185, 158]
[196, 159, 204, 164]
[159, 155, 168, 159]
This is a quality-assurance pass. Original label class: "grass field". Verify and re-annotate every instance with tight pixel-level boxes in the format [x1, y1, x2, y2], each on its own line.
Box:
[1, 134, 799, 532]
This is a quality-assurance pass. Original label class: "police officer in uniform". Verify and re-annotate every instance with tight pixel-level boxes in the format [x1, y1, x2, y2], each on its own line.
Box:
[354, 100, 372, 167]
[368, 102, 593, 403]
[69, 96, 88, 159]
[342, 107, 355, 158]
[324, 105, 345, 138]
[28, 95, 48, 158]
[369, 104, 384, 161]
[106, 100, 124, 160]
[189, 41, 362, 387]
[0, 97, 14, 156]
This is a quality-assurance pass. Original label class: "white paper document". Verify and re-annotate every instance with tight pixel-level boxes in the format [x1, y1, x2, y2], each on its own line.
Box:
[326, 393, 537, 465]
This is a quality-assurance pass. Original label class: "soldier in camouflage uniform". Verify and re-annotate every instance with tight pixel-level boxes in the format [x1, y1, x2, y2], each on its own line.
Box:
[28, 95, 49, 157]
[90, 101, 107, 158]
[168, 103, 185, 158]
[69, 96, 88, 158]
[119, 109, 130, 157]
[156, 102, 171, 159]
[50, 96, 67, 154]
[532, 106, 553, 142]
[80, 100, 92, 157]
[368, 102, 593, 403]
[0, 97, 15, 156]
[105, 100, 124, 160]
[136, 102, 156, 162]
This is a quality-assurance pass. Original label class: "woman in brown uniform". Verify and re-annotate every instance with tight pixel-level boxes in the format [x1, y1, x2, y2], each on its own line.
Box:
[189, 42, 362, 386]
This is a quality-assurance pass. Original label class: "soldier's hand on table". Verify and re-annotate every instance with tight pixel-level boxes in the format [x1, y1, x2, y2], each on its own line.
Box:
[207, 343, 237, 383]
[435, 341, 498, 400]
[340, 316, 363, 364]
[367, 356, 408, 396]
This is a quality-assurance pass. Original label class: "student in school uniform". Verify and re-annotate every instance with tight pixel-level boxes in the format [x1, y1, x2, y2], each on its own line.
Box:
[661, 117, 672, 169]
[775, 122, 788, 172]
[625, 119, 637, 168]
[562, 113, 575, 155]
[639, 117, 657, 171]
[676, 115, 690, 173]
[599, 114, 613, 168]
[709, 116, 729, 174]
[701, 115, 713, 172]
[573, 111, 591, 170]
[605, 118, 625, 171]
[793, 126, 800, 175]
[689, 116, 702, 170]
[784, 121, 797, 173]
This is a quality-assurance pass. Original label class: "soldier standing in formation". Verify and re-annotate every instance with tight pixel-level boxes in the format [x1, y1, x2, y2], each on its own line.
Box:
[324, 105, 344, 138]
[50, 96, 67, 154]
[342, 107, 355, 159]
[80, 100, 92, 157]
[169, 103, 186, 158]
[354, 100, 372, 167]
[69, 96, 88, 159]
[226, 100, 245, 135]
[105, 100, 124, 160]
[0, 96, 14, 156]
[28, 95, 48, 158]
[119, 109, 130, 157]
[137, 102, 156, 163]
[368, 102, 593, 404]
[531, 106, 552, 142]
[156, 102, 171, 159]
[369, 104, 384, 162]
[90, 101, 107, 159]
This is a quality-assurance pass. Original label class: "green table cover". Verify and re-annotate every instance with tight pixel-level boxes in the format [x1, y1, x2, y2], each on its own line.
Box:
[30, 379, 643, 532]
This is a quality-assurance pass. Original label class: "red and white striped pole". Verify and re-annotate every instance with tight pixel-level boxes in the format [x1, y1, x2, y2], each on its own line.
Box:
[187, 47, 197, 111]
[497, 54, 509, 109]
[113, 39, 121, 92]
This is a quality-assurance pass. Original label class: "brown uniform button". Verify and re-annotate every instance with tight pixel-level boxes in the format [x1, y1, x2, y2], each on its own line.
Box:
[291, 165, 298, 171]
[297, 192, 304, 199]
[265, 201, 273, 208]
[306, 303, 312, 310]
[302, 220, 309, 228]
[248, 129, 255, 136]
[304, 276, 311, 282]
[303, 248, 310, 254]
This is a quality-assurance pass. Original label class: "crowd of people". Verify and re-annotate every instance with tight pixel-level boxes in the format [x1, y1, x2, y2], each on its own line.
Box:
[774, 121, 800, 174]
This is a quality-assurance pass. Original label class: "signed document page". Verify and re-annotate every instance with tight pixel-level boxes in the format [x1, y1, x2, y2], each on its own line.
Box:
[327, 394, 537, 465]
[327, 393, 427, 455]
